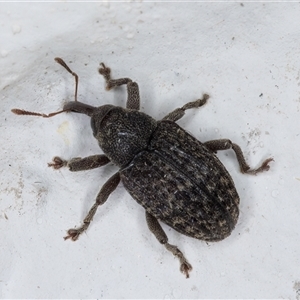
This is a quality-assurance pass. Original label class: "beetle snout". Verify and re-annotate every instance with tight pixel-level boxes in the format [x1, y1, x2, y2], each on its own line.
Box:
[63, 101, 96, 117]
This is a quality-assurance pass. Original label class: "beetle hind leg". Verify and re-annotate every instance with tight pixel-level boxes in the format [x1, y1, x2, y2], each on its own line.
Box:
[204, 139, 273, 175]
[145, 211, 192, 278]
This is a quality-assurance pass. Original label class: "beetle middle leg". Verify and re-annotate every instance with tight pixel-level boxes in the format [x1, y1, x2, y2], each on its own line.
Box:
[64, 172, 121, 241]
[162, 94, 209, 122]
[204, 139, 273, 175]
[99, 63, 140, 110]
[145, 211, 192, 278]
[48, 155, 110, 171]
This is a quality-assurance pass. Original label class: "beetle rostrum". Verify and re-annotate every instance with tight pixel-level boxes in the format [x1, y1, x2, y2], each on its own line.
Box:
[12, 58, 273, 278]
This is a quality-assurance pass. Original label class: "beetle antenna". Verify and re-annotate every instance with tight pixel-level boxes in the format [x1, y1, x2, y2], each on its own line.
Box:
[11, 57, 79, 118]
[55, 57, 78, 102]
[11, 108, 68, 118]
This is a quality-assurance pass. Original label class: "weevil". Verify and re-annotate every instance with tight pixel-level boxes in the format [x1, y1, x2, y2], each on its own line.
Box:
[12, 58, 273, 278]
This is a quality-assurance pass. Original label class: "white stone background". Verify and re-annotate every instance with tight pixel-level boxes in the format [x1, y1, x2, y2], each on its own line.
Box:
[1, 2, 300, 299]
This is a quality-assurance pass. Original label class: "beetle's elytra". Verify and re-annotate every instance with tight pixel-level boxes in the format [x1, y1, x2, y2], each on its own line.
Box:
[12, 58, 273, 278]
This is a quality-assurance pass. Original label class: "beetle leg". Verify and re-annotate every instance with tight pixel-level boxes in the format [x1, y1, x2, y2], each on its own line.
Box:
[162, 94, 209, 122]
[145, 211, 192, 278]
[98, 63, 140, 110]
[48, 155, 110, 171]
[64, 172, 121, 241]
[204, 139, 274, 175]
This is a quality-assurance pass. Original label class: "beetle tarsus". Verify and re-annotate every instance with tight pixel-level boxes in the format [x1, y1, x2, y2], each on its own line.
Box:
[64, 228, 81, 241]
[64, 221, 90, 241]
[99, 63, 111, 77]
[181, 261, 193, 279]
[242, 157, 274, 175]
[165, 243, 192, 278]
[99, 63, 112, 90]
[48, 156, 67, 169]
[98, 62, 134, 94]
[249, 157, 274, 175]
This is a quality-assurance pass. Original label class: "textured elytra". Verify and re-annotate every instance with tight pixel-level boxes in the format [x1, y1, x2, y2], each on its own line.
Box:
[121, 120, 239, 242]
[12, 58, 273, 278]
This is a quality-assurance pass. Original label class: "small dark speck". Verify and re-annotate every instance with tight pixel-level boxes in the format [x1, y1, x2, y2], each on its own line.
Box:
[275, 85, 279, 88]
[9, 164, 11, 167]
[232, 37, 235, 40]
[4, 213, 8, 220]
[259, 93, 263, 97]
[240, 3, 244, 6]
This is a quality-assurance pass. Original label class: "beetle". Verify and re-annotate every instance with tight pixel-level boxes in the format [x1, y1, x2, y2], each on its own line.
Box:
[12, 58, 273, 278]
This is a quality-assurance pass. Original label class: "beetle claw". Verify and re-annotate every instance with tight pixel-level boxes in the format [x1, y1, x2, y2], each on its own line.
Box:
[165, 243, 193, 278]
[99, 63, 111, 76]
[260, 158, 274, 172]
[98, 63, 112, 90]
[64, 229, 81, 241]
[249, 157, 274, 175]
[180, 261, 193, 278]
[48, 156, 67, 169]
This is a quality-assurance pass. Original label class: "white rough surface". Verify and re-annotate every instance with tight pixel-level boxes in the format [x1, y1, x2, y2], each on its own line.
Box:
[1, 2, 300, 299]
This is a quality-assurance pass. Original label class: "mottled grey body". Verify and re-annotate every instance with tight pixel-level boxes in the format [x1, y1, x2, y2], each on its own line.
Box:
[12, 58, 273, 278]
[121, 120, 239, 242]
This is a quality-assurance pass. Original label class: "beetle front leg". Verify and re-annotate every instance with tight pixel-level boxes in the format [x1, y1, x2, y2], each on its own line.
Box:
[204, 139, 274, 175]
[99, 63, 140, 110]
[65, 172, 121, 241]
[162, 94, 209, 122]
[48, 154, 110, 171]
[145, 211, 192, 278]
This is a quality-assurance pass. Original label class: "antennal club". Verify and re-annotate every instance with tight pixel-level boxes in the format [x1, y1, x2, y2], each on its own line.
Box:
[11, 108, 67, 118]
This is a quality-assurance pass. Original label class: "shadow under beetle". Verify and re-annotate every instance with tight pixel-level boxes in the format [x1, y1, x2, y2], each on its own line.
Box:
[12, 58, 273, 278]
